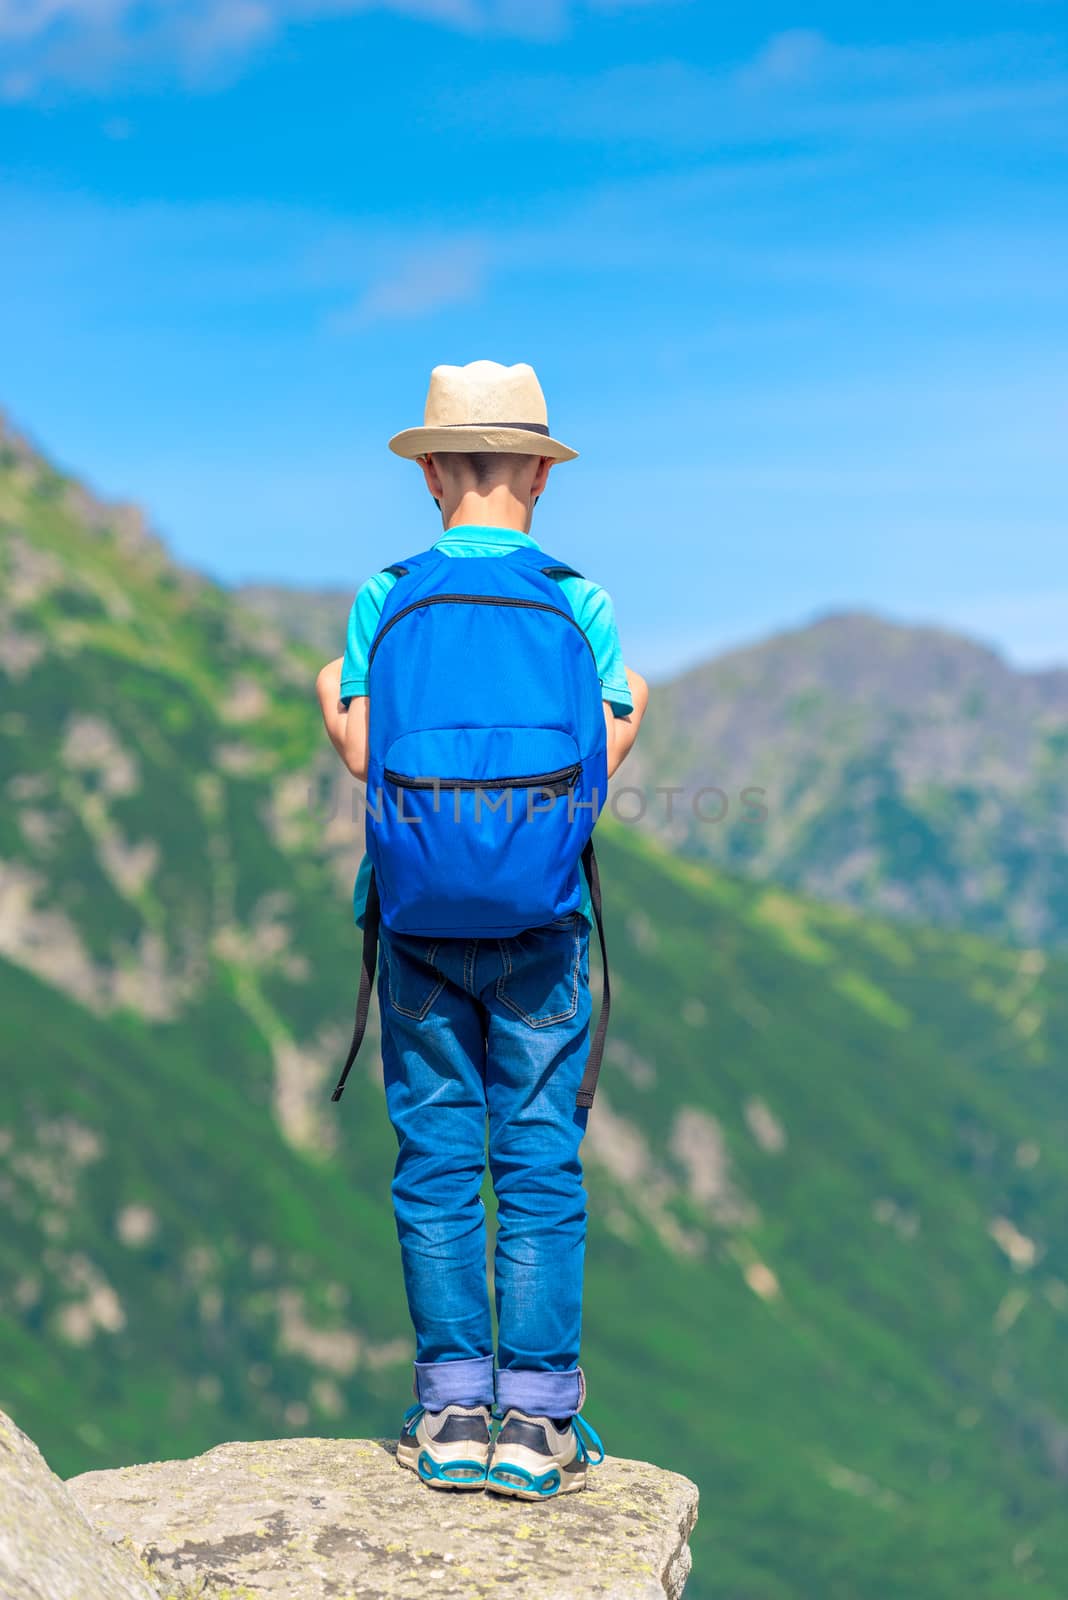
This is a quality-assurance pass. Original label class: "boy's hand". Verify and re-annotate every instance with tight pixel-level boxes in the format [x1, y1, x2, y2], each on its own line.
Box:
[316, 659, 370, 780]
[605, 667, 648, 779]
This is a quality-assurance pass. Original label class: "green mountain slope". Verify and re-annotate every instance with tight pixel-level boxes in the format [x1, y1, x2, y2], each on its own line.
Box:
[236, 581, 351, 662]
[239, 578, 1068, 948]
[624, 611, 1068, 948]
[3, 418, 1068, 1599]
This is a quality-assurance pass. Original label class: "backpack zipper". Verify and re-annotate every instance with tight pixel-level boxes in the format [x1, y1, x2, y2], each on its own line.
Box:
[384, 763, 580, 795]
[368, 594, 596, 668]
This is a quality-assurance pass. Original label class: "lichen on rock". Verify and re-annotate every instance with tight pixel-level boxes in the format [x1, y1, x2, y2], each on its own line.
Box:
[66, 1433, 699, 1599]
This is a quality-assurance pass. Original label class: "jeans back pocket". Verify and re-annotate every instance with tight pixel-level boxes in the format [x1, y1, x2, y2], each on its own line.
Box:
[384, 935, 446, 1020]
[495, 918, 585, 1029]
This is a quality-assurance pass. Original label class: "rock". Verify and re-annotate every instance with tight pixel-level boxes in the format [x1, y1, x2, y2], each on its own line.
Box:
[0, 1408, 159, 1600]
[68, 1434, 699, 1599]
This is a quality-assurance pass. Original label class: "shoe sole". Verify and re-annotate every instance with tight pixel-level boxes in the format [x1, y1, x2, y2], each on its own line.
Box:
[485, 1459, 588, 1500]
[396, 1438, 489, 1491]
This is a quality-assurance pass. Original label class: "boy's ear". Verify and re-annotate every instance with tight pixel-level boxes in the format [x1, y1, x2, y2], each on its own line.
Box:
[531, 455, 554, 499]
[417, 453, 445, 502]
[418, 454, 446, 515]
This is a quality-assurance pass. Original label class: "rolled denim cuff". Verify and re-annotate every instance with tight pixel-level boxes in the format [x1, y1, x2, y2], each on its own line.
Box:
[413, 1354, 495, 1409]
[495, 1364, 587, 1420]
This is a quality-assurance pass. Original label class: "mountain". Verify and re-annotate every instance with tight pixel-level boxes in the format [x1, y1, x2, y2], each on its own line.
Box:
[238, 577, 1068, 949]
[623, 611, 1068, 947]
[3, 413, 1068, 1599]
[236, 582, 351, 663]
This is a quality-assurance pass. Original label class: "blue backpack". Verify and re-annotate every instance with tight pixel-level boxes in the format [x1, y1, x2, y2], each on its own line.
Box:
[330, 545, 611, 1111]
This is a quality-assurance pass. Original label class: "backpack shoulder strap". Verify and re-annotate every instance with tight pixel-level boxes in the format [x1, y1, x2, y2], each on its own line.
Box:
[330, 868, 380, 1104]
[503, 546, 584, 581]
[381, 548, 443, 580]
[574, 838, 610, 1111]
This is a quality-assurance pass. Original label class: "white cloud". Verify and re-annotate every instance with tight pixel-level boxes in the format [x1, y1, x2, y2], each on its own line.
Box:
[0, 0, 124, 42]
[7, 9, 1060, 126]
[329, 238, 488, 328]
[480, 31, 1068, 147]
[736, 27, 829, 89]
[0, 0, 675, 98]
[2, 1, 278, 95]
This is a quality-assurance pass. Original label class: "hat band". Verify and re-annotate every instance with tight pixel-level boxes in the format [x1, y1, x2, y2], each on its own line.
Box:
[434, 421, 550, 436]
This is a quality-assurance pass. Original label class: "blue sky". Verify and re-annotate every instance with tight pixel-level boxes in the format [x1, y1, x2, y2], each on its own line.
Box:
[1, 1, 1066, 677]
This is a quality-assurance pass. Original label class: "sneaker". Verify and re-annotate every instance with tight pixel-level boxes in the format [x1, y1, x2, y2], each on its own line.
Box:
[396, 1401, 493, 1490]
[486, 1407, 605, 1499]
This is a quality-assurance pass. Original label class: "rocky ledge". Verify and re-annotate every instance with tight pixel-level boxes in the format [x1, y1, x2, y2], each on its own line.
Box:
[1, 1408, 699, 1600]
[0, 1409, 157, 1600]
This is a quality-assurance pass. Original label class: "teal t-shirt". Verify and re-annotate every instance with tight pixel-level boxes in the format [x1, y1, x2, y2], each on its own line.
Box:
[340, 524, 633, 928]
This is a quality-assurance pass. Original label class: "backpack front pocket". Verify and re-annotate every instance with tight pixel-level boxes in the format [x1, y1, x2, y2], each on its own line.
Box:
[371, 727, 596, 936]
[383, 763, 580, 797]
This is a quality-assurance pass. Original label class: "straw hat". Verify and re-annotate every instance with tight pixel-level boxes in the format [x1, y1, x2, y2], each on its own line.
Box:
[388, 360, 578, 463]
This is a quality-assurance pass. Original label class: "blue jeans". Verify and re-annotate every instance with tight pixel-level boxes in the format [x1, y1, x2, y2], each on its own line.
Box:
[378, 910, 592, 1420]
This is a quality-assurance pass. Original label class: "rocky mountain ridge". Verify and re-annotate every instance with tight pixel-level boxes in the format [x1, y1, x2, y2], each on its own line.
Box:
[236, 567, 1068, 946]
[1, 1406, 699, 1600]
[626, 608, 1068, 944]
[237, 581, 352, 661]
[4, 414, 1068, 1599]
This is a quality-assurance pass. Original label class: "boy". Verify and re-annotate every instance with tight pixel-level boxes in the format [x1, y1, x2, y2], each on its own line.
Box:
[316, 360, 648, 1499]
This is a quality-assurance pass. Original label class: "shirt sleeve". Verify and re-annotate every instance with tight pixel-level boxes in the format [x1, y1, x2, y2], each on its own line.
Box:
[339, 570, 398, 707]
[559, 577, 634, 717]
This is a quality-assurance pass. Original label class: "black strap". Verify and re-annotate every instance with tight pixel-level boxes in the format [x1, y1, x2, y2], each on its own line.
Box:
[331, 854, 608, 1109]
[575, 839, 610, 1111]
[331, 868, 381, 1103]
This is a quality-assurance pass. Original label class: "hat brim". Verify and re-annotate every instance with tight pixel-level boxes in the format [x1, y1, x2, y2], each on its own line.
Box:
[388, 425, 578, 463]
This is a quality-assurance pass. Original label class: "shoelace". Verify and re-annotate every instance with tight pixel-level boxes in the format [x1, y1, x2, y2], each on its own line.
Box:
[488, 1403, 606, 1464]
[571, 1411, 606, 1465]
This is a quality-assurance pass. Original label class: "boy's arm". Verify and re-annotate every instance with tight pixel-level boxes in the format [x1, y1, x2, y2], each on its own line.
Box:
[561, 578, 647, 779]
[342, 696, 370, 781]
[605, 667, 649, 778]
[316, 657, 347, 758]
[315, 657, 369, 780]
[315, 572, 395, 781]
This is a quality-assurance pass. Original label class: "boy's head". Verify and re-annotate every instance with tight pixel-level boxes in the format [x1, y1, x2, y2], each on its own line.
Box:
[416, 449, 553, 525]
[388, 362, 577, 529]
[388, 362, 575, 531]
[388, 361, 576, 466]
